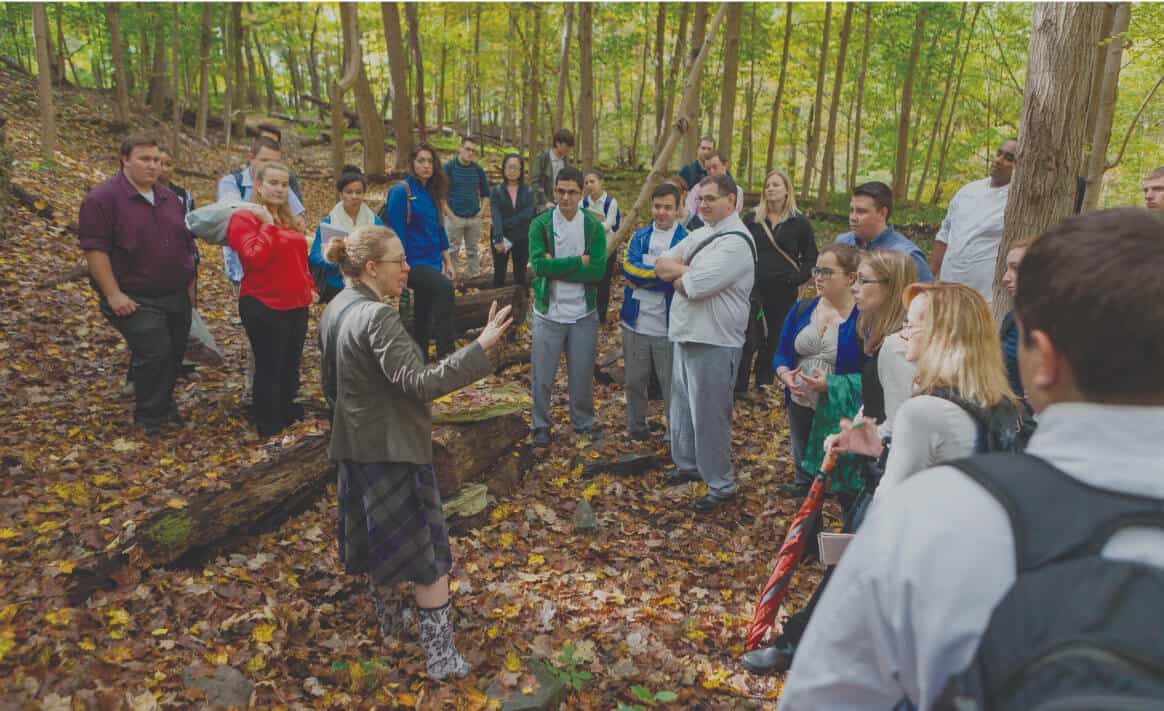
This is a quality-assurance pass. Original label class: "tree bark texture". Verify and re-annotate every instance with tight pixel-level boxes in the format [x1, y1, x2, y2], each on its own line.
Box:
[655, 4, 690, 161]
[804, 3, 831, 200]
[1082, 2, 1131, 211]
[849, 4, 872, 190]
[381, 2, 413, 170]
[104, 4, 130, 127]
[405, 4, 426, 141]
[716, 3, 743, 170]
[1082, 3, 1117, 146]
[554, 3, 574, 132]
[653, 4, 666, 149]
[765, 3, 794, 175]
[892, 6, 927, 202]
[816, 3, 853, 209]
[230, 4, 246, 140]
[195, 4, 212, 140]
[329, 3, 363, 175]
[681, 3, 710, 166]
[31, 4, 55, 162]
[993, 2, 1105, 314]
[170, 5, 180, 159]
[577, 3, 594, 170]
[606, 5, 728, 260]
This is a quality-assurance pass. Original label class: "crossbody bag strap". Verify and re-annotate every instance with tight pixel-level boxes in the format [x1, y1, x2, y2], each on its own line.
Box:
[686, 229, 757, 265]
[759, 219, 801, 272]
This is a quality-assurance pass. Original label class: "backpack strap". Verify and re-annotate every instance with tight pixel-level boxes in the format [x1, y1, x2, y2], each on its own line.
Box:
[929, 388, 989, 453]
[233, 169, 246, 199]
[949, 453, 1164, 574]
[686, 229, 757, 265]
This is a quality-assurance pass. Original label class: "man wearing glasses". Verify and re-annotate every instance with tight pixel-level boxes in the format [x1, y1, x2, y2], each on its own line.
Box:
[527, 167, 607, 449]
[928, 139, 1018, 303]
[655, 174, 757, 513]
[443, 136, 491, 278]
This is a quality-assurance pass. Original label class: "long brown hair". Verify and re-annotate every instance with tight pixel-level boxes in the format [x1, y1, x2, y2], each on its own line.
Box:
[253, 162, 296, 227]
[905, 282, 1016, 408]
[857, 250, 917, 354]
[408, 142, 448, 204]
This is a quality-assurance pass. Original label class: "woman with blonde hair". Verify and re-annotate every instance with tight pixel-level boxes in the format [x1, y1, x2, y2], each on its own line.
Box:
[829, 282, 1026, 499]
[737, 169, 817, 392]
[226, 161, 316, 438]
[319, 225, 513, 680]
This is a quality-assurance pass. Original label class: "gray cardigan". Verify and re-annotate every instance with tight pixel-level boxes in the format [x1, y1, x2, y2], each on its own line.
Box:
[319, 283, 493, 464]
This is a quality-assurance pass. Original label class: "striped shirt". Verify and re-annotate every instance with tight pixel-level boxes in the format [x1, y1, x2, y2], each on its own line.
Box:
[444, 159, 490, 218]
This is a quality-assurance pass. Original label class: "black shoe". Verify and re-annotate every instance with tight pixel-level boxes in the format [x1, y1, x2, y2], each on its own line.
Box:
[663, 466, 701, 485]
[134, 416, 162, 436]
[626, 428, 651, 442]
[781, 482, 811, 498]
[531, 428, 551, 448]
[693, 492, 737, 513]
[741, 640, 796, 675]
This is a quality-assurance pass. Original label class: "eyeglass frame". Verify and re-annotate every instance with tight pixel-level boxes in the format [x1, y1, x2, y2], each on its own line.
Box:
[856, 274, 888, 286]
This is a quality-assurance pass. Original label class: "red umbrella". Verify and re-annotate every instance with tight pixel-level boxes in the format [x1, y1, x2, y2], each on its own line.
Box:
[745, 451, 836, 651]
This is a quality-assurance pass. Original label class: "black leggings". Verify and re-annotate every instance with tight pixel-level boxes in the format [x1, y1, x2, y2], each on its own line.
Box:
[239, 296, 307, 438]
[408, 264, 456, 360]
[492, 238, 530, 289]
[737, 285, 799, 391]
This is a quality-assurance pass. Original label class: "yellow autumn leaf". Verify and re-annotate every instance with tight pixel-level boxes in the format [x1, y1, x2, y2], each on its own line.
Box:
[165, 498, 188, 510]
[397, 692, 417, 707]
[78, 638, 96, 651]
[206, 649, 229, 665]
[252, 623, 276, 643]
[720, 588, 732, 601]
[499, 532, 514, 547]
[702, 668, 730, 690]
[106, 608, 130, 626]
[0, 528, 18, 540]
[487, 625, 500, 639]
[246, 653, 266, 673]
[45, 608, 72, 626]
[0, 605, 17, 623]
[581, 482, 600, 502]
[151, 628, 168, 637]
[527, 553, 545, 567]
[0, 629, 13, 661]
[56, 560, 76, 574]
[685, 629, 707, 641]
[504, 650, 522, 673]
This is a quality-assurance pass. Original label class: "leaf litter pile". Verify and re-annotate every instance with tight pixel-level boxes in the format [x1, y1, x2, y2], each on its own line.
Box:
[0, 68, 836, 709]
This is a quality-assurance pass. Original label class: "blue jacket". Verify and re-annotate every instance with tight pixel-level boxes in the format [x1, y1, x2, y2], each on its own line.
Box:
[619, 222, 688, 328]
[772, 296, 867, 385]
[309, 212, 384, 290]
[834, 226, 934, 282]
[379, 175, 449, 272]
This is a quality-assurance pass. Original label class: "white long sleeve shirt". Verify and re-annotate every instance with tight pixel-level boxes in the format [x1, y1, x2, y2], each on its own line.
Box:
[780, 403, 1164, 710]
[661, 214, 755, 347]
[934, 178, 1008, 303]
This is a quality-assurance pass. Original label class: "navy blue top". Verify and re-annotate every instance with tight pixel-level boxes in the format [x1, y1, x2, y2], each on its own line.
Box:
[1001, 310, 1024, 398]
[772, 296, 867, 388]
[380, 175, 449, 272]
[443, 159, 490, 218]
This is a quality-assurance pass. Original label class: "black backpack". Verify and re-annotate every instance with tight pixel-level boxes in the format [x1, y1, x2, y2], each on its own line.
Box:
[934, 453, 1164, 710]
[931, 389, 1036, 454]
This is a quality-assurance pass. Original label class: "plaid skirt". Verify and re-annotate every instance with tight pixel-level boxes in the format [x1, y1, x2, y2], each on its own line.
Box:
[337, 460, 452, 586]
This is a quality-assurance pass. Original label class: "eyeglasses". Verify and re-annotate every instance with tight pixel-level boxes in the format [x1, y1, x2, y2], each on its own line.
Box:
[697, 193, 727, 204]
[555, 188, 581, 197]
[856, 274, 887, 286]
[377, 257, 407, 267]
[811, 267, 839, 279]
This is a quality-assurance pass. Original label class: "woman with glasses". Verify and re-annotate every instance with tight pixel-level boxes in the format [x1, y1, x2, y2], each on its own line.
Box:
[743, 249, 917, 677]
[226, 161, 317, 438]
[772, 244, 865, 498]
[489, 154, 535, 288]
[379, 143, 457, 361]
[737, 170, 818, 393]
[320, 225, 513, 680]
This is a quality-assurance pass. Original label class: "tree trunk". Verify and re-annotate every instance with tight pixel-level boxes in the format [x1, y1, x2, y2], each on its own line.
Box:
[230, 4, 246, 140]
[349, 18, 387, 178]
[472, 4, 482, 136]
[765, 3, 794, 175]
[138, 3, 150, 105]
[148, 27, 169, 115]
[1082, 3, 1117, 146]
[31, 4, 55, 162]
[526, 5, 543, 160]
[253, 30, 277, 115]
[606, 5, 728, 260]
[654, 4, 689, 160]
[330, 3, 364, 175]
[932, 4, 982, 205]
[243, 23, 260, 108]
[681, 3, 710, 166]
[577, 3, 594, 170]
[554, 3, 574, 132]
[307, 6, 326, 123]
[815, 4, 853, 210]
[195, 3, 212, 141]
[404, 4, 426, 141]
[381, 2, 413, 170]
[223, 5, 234, 146]
[52, 3, 67, 86]
[653, 4, 666, 148]
[1081, 2, 1131, 211]
[170, 5, 180, 159]
[438, 35, 448, 131]
[993, 2, 1104, 315]
[804, 3, 832, 200]
[630, 17, 650, 167]
[848, 4, 871, 190]
[741, 2, 759, 184]
[914, 3, 970, 205]
[716, 3, 743, 170]
[105, 3, 130, 127]
[892, 6, 927, 203]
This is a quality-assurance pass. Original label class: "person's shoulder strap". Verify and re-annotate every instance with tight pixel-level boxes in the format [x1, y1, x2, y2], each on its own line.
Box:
[758, 218, 801, 272]
[949, 453, 1164, 574]
[603, 194, 613, 214]
[999, 310, 1016, 340]
[686, 229, 757, 265]
[233, 169, 245, 197]
[403, 179, 413, 225]
[929, 388, 990, 453]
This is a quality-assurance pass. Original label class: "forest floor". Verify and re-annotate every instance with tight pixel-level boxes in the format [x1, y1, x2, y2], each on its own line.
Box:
[0, 67, 910, 710]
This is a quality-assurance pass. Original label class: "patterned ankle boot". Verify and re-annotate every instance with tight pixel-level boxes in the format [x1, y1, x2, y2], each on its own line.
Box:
[417, 602, 471, 680]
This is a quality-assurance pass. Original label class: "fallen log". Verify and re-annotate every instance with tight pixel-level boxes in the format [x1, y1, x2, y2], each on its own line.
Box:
[404, 285, 527, 335]
[458, 269, 532, 293]
[582, 453, 663, 478]
[69, 395, 533, 604]
[11, 183, 55, 218]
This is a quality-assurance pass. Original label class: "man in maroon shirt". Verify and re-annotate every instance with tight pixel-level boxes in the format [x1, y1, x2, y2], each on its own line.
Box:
[78, 133, 197, 435]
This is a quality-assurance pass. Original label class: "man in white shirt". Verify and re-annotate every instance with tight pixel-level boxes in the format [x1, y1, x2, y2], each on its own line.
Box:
[780, 208, 1164, 710]
[527, 167, 607, 448]
[928, 139, 1017, 302]
[619, 182, 689, 440]
[683, 152, 745, 219]
[656, 174, 756, 513]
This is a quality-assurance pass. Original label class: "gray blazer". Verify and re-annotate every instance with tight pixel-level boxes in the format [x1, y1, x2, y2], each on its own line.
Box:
[319, 283, 493, 464]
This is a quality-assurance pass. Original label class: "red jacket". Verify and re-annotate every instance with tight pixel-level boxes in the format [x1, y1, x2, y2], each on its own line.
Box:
[227, 210, 315, 310]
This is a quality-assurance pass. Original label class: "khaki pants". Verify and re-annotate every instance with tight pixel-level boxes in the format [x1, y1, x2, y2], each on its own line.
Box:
[445, 213, 482, 276]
